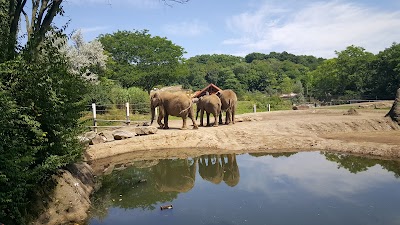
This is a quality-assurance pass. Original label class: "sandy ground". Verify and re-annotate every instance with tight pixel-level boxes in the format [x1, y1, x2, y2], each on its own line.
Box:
[85, 105, 400, 175]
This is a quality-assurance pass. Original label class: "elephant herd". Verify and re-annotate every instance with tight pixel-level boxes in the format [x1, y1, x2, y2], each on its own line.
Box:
[150, 89, 238, 130]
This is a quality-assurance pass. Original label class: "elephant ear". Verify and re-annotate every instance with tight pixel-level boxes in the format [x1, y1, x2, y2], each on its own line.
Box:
[151, 92, 163, 106]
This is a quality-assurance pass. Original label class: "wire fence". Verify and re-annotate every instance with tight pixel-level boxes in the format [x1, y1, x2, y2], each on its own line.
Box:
[84, 102, 152, 132]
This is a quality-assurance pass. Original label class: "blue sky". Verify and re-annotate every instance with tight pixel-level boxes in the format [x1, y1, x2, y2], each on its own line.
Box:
[58, 0, 400, 59]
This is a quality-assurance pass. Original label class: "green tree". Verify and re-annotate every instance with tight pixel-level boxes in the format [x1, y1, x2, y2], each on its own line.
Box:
[310, 59, 339, 101]
[99, 30, 186, 93]
[334, 45, 375, 99]
[368, 43, 400, 99]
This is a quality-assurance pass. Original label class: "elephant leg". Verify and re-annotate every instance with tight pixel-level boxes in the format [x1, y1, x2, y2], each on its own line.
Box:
[206, 112, 210, 126]
[157, 112, 164, 128]
[163, 113, 170, 129]
[232, 108, 235, 124]
[200, 109, 204, 126]
[213, 112, 218, 127]
[181, 116, 188, 130]
[189, 111, 198, 129]
[225, 111, 230, 125]
[219, 112, 223, 125]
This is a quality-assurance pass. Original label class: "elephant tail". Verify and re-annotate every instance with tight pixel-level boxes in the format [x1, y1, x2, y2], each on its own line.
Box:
[179, 100, 193, 115]
[227, 99, 234, 111]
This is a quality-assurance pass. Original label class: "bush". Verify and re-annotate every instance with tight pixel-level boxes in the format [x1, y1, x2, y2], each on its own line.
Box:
[0, 45, 88, 224]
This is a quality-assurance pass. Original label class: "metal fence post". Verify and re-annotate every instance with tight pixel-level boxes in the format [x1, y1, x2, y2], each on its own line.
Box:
[92, 103, 97, 133]
[268, 104, 271, 112]
[126, 102, 130, 126]
[253, 104, 257, 113]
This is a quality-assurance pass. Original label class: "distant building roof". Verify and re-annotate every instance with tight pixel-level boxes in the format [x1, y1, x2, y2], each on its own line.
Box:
[193, 83, 222, 98]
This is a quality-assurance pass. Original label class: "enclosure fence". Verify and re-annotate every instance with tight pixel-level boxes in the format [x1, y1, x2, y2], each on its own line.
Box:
[86, 102, 155, 132]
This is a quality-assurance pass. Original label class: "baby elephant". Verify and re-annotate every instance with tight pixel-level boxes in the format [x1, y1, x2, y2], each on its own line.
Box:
[196, 94, 222, 127]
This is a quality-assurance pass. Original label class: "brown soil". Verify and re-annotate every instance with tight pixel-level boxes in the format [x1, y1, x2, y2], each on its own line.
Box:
[86, 106, 400, 175]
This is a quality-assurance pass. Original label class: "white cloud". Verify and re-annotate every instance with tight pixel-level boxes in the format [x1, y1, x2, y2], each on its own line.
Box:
[224, 1, 400, 58]
[238, 152, 393, 201]
[163, 20, 210, 37]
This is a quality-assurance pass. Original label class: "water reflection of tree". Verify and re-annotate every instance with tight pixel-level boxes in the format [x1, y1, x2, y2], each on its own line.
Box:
[198, 154, 240, 187]
[323, 152, 400, 177]
[89, 158, 196, 220]
[249, 152, 298, 158]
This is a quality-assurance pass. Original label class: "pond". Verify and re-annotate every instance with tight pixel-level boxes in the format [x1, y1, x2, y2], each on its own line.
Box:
[86, 152, 400, 225]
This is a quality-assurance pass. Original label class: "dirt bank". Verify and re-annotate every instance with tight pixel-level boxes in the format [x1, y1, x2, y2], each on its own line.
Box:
[86, 107, 400, 175]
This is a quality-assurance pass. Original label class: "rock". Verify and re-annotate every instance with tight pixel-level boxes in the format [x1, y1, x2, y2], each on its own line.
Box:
[90, 135, 106, 145]
[344, 108, 359, 115]
[84, 131, 97, 140]
[112, 130, 136, 140]
[31, 163, 95, 225]
[84, 131, 106, 145]
[99, 131, 114, 142]
[77, 136, 90, 145]
[133, 126, 158, 135]
[386, 88, 400, 124]
[292, 105, 310, 110]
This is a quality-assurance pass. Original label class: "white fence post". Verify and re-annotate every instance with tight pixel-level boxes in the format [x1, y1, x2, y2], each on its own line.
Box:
[155, 107, 159, 118]
[253, 104, 257, 113]
[92, 103, 97, 133]
[267, 104, 271, 112]
[126, 102, 130, 126]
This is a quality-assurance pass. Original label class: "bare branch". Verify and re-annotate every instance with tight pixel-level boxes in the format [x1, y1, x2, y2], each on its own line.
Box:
[21, 9, 31, 38]
[36, 0, 49, 32]
[30, 0, 40, 39]
[37, 0, 62, 44]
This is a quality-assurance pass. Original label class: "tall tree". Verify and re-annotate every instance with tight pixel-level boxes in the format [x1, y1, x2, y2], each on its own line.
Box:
[368, 43, 400, 99]
[99, 30, 186, 93]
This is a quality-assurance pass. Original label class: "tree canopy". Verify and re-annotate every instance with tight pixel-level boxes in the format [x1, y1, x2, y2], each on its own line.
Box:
[99, 30, 186, 93]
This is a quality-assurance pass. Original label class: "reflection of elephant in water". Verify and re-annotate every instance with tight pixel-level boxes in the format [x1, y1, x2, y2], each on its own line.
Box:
[222, 154, 240, 187]
[195, 94, 221, 127]
[150, 91, 198, 130]
[154, 158, 197, 193]
[198, 154, 240, 187]
[216, 90, 237, 125]
[198, 155, 224, 184]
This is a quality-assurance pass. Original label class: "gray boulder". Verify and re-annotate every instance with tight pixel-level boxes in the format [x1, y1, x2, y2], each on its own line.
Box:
[84, 131, 106, 145]
[112, 130, 136, 140]
[133, 126, 158, 135]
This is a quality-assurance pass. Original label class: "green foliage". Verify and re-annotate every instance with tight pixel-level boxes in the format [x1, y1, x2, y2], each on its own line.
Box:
[240, 92, 292, 111]
[99, 30, 185, 92]
[245, 51, 325, 69]
[368, 43, 400, 99]
[311, 45, 376, 101]
[0, 43, 88, 224]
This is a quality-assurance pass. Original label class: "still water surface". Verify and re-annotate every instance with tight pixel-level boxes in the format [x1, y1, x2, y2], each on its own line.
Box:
[87, 152, 400, 225]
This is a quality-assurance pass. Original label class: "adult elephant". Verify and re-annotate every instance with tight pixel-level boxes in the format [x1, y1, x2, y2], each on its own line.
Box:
[195, 94, 221, 127]
[150, 91, 198, 130]
[216, 89, 237, 125]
